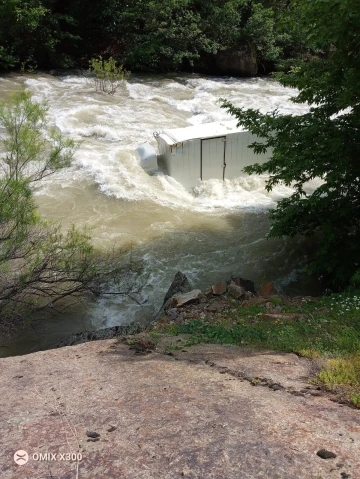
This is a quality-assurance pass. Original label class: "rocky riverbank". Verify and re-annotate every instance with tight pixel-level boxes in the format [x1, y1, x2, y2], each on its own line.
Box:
[57, 272, 306, 349]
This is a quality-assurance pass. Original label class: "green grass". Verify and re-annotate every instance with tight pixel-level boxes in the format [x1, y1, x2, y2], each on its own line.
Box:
[161, 291, 360, 406]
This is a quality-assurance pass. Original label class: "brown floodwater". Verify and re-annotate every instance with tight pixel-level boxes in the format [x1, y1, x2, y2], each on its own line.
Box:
[0, 72, 320, 356]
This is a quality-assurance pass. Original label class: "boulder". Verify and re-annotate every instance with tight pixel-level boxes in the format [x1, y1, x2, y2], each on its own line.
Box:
[163, 271, 192, 305]
[228, 284, 246, 299]
[153, 271, 193, 322]
[260, 282, 278, 298]
[211, 282, 227, 296]
[172, 289, 202, 308]
[231, 277, 256, 294]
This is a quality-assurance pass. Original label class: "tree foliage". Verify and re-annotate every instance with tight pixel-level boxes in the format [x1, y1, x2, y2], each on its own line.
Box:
[222, 0, 360, 288]
[0, 0, 310, 72]
[88, 56, 130, 94]
[0, 0, 79, 70]
[0, 91, 142, 338]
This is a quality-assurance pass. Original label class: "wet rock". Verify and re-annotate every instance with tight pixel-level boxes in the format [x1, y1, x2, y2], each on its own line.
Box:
[172, 290, 202, 308]
[231, 277, 256, 294]
[163, 271, 192, 305]
[260, 282, 278, 297]
[211, 282, 227, 296]
[86, 431, 100, 439]
[154, 272, 194, 322]
[228, 284, 246, 299]
[316, 449, 337, 459]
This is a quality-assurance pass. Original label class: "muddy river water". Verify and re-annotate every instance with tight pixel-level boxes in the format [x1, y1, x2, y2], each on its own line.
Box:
[0, 72, 319, 356]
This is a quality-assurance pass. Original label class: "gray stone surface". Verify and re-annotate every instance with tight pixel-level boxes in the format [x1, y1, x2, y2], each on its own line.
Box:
[1, 340, 359, 479]
[211, 282, 227, 296]
[153, 271, 193, 323]
[228, 283, 246, 299]
[172, 289, 202, 308]
[163, 271, 192, 305]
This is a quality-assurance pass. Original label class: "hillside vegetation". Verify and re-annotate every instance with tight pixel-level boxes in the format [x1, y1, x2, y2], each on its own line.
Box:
[0, 0, 311, 73]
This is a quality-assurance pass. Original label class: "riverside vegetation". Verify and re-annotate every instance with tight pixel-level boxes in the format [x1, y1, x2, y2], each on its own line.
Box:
[222, 0, 360, 289]
[0, 0, 313, 73]
[87, 56, 130, 94]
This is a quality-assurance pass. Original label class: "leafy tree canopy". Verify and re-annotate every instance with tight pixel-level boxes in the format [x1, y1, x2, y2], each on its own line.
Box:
[0, 0, 309, 72]
[222, 0, 360, 288]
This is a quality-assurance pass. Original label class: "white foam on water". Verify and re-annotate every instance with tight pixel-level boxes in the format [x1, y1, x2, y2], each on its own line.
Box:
[2, 73, 324, 355]
[22, 74, 313, 213]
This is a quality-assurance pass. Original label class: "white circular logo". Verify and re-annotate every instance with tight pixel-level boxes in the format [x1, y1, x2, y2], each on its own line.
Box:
[14, 450, 29, 465]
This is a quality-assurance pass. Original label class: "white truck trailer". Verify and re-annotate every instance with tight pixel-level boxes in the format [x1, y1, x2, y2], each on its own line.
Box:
[137, 120, 270, 190]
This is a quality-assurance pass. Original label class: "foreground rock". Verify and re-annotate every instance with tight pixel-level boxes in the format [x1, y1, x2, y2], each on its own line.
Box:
[163, 271, 193, 305]
[1, 340, 359, 479]
[172, 289, 202, 307]
[153, 271, 193, 323]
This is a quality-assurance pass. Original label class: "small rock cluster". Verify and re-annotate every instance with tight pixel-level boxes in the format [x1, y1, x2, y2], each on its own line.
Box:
[59, 272, 303, 348]
[152, 271, 284, 327]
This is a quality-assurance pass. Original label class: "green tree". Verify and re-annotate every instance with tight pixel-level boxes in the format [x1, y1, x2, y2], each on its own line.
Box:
[88, 56, 130, 94]
[0, 0, 79, 70]
[117, 0, 206, 71]
[222, 0, 360, 288]
[0, 90, 142, 338]
[0, 0, 313, 73]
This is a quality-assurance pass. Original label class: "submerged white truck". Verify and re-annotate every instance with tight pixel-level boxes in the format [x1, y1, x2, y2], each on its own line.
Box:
[137, 120, 271, 190]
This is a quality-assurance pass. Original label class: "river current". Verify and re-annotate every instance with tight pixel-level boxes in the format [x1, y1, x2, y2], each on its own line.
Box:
[0, 72, 319, 356]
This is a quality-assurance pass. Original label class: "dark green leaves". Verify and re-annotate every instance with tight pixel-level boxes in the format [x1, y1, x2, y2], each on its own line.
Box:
[221, 0, 360, 288]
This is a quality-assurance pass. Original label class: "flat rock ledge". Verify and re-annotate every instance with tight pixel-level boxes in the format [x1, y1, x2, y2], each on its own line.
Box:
[1, 340, 360, 479]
